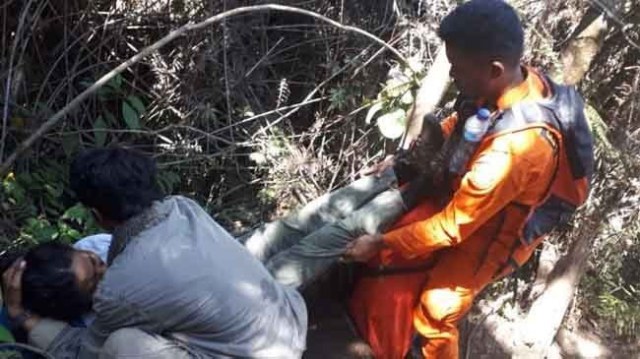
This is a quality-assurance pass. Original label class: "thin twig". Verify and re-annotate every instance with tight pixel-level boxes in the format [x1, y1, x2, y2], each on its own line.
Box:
[588, 0, 640, 51]
[51, 125, 248, 146]
[197, 97, 326, 136]
[0, 4, 408, 176]
[221, 0, 234, 143]
[351, 34, 404, 79]
[244, 37, 284, 78]
[0, 0, 37, 162]
[256, 42, 375, 135]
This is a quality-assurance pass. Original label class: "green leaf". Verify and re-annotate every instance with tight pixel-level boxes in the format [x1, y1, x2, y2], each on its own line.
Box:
[384, 81, 411, 99]
[44, 183, 62, 197]
[156, 170, 181, 194]
[22, 218, 58, 243]
[376, 108, 406, 140]
[400, 90, 414, 105]
[126, 95, 146, 115]
[62, 203, 93, 223]
[0, 324, 15, 343]
[93, 116, 107, 147]
[2, 176, 27, 204]
[122, 101, 141, 130]
[328, 87, 349, 111]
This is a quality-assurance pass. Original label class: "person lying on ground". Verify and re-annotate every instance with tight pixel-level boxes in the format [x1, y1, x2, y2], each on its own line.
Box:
[2, 147, 308, 359]
[0, 234, 111, 331]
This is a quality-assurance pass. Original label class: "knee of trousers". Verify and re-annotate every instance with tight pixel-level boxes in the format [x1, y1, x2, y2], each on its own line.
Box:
[102, 328, 161, 356]
[416, 287, 474, 330]
[103, 328, 140, 354]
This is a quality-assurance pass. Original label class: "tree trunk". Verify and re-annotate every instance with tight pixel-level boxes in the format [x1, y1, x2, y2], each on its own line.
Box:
[560, 13, 608, 85]
[401, 47, 451, 149]
[514, 220, 599, 356]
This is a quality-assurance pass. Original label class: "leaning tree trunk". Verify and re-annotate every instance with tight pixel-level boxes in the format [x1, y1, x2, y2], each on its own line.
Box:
[560, 12, 608, 85]
[401, 47, 451, 149]
[513, 219, 600, 356]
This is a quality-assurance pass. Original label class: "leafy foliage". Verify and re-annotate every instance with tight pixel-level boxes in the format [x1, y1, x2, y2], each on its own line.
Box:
[365, 66, 421, 139]
[1, 165, 100, 247]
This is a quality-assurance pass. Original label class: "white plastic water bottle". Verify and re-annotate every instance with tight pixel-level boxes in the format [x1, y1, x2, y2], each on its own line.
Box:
[449, 108, 492, 174]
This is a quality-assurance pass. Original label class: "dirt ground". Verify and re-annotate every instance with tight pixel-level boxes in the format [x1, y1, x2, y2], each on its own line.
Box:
[302, 269, 640, 359]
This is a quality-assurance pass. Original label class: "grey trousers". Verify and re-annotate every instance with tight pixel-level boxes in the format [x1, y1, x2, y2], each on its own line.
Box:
[100, 328, 194, 359]
[240, 169, 408, 289]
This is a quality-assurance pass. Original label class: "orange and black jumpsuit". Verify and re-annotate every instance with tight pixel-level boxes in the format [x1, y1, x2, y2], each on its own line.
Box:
[350, 67, 589, 358]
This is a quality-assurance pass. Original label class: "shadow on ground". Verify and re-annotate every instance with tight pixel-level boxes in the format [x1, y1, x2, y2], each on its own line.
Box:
[301, 266, 513, 359]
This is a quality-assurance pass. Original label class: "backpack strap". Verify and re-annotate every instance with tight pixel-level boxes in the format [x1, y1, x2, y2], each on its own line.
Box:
[488, 100, 561, 137]
[488, 104, 563, 279]
[538, 76, 594, 182]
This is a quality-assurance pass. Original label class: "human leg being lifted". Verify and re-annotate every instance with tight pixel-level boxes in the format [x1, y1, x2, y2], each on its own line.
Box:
[265, 185, 408, 289]
[239, 168, 398, 263]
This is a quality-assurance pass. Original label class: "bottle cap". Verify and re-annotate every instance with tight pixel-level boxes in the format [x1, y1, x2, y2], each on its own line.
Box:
[477, 108, 491, 120]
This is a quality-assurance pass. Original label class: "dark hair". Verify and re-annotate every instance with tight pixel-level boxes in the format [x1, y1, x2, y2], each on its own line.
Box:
[21, 242, 92, 322]
[438, 0, 524, 66]
[70, 147, 163, 222]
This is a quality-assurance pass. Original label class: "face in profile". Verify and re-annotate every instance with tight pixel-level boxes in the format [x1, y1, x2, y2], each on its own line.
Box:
[17, 243, 108, 321]
[71, 249, 107, 296]
[445, 43, 509, 104]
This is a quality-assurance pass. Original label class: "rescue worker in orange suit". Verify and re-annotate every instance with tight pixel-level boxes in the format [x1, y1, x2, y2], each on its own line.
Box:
[343, 0, 594, 358]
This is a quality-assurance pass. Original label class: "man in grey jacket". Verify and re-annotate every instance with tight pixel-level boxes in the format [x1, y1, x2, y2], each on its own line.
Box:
[3, 148, 308, 358]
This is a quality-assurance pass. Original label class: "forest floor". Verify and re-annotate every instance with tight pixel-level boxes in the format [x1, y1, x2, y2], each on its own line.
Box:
[297, 269, 640, 358]
[302, 296, 640, 358]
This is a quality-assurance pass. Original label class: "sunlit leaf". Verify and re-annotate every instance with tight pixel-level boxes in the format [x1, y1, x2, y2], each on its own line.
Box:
[376, 108, 406, 139]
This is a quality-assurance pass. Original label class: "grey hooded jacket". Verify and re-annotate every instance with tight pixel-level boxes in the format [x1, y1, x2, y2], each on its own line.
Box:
[30, 196, 307, 358]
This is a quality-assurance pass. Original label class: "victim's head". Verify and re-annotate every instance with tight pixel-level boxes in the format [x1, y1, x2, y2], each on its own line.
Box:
[20, 242, 106, 321]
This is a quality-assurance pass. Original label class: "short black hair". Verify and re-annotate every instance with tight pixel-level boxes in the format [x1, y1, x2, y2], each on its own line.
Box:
[21, 242, 92, 322]
[70, 147, 163, 222]
[438, 0, 524, 66]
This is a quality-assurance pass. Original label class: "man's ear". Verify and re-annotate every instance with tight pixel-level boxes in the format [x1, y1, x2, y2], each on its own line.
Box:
[490, 61, 505, 79]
